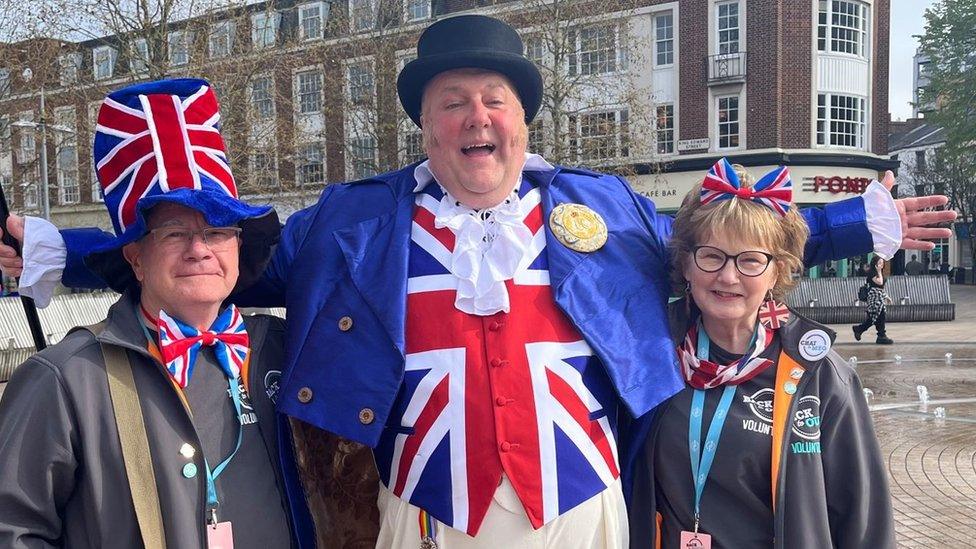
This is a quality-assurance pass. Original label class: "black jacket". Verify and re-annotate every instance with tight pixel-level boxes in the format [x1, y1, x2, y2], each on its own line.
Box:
[626, 308, 895, 548]
[0, 291, 298, 548]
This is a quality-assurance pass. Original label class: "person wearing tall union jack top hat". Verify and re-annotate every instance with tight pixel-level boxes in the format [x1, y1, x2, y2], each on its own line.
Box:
[627, 160, 895, 549]
[0, 15, 954, 549]
[0, 79, 305, 549]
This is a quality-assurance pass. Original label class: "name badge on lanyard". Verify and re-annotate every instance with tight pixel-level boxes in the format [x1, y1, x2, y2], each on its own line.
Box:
[203, 376, 246, 548]
[207, 521, 234, 549]
[680, 323, 757, 548]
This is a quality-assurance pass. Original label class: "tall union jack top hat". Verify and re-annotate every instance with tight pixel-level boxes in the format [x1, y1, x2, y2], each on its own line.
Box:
[86, 78, 279, 291]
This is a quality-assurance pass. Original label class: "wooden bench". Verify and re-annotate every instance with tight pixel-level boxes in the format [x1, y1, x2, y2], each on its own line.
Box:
[787, 275, 955, 324]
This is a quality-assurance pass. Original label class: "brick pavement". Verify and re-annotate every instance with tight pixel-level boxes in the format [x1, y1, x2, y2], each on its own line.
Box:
[833, 332, 976, 547]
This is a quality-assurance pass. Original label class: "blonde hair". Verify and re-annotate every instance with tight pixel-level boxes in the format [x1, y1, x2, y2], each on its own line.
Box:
[669, 164, 809, 301]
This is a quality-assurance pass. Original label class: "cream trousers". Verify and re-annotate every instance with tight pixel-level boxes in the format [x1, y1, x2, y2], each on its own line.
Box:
[375, 475, 628, 548]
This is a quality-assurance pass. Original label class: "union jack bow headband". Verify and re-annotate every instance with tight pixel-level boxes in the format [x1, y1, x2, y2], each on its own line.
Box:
[700, 158, 793, 217]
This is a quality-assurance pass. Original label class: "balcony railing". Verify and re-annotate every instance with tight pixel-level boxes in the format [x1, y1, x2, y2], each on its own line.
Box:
[707, 51, 747, 84]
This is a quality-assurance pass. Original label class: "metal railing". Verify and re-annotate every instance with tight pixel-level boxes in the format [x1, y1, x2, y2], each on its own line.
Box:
[786, 275, 955, 324]
[707, 51, 747, 84]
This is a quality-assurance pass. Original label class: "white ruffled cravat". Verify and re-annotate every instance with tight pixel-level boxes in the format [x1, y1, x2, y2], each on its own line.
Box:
[432, 187, 533, 316]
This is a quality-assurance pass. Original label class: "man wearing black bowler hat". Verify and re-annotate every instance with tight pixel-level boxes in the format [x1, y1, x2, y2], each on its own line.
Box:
[0, 13, 955, 549]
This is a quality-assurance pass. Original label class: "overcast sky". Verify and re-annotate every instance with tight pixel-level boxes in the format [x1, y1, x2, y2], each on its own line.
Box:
[889, 0, 938, 121]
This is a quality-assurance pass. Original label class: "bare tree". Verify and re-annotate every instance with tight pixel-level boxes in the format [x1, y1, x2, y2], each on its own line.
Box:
[513, 0, 659, 173]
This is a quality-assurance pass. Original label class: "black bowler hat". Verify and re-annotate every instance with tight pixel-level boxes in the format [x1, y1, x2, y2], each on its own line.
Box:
[397, 14, 543, 128]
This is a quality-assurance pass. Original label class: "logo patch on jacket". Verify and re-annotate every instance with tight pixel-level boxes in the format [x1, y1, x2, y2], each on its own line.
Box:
[741, 388, 774, 436]
[264, 370, 282, 404]
[790, 395, 822, 453]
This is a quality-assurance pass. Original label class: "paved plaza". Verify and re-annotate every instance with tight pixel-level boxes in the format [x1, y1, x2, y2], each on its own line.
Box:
[1, 287, 973, 546]
[828, 284, 976, 548]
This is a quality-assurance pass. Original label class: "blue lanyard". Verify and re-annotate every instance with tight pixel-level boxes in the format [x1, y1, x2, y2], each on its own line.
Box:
[687, 322, 758, 532]
[204, 377, 245, 524]
[138, 316, 245, 524]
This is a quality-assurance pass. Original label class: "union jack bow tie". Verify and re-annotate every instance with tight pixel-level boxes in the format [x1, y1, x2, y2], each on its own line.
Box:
[156, 305, 249, 388]
[700, 157, 793, 217]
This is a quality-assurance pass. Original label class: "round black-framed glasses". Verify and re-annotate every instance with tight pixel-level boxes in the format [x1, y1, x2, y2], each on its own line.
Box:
[693, 245, 775, 277]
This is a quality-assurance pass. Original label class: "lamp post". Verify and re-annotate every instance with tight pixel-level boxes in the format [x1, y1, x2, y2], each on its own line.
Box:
[11, 68, 74, 221]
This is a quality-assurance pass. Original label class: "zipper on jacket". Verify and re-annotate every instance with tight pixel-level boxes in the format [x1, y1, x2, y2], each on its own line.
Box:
[772, 372, 816, 549]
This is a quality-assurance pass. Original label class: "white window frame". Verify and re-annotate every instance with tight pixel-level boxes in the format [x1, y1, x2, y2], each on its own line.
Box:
[817, 0, 869, 58]
[523, 34, 545, 66]
[716, 94, 741, 150]
[53, 107, 79, 205]
[169, 30, 190, 66]
[295, 141, 325, 186]
[654, 12, 674, 67]
[58, 54, 83, 86]
[716, 1, 740, 55]
[400, 130, 424, 165]
[130, 38, 149, 74]
[295, 69, 324, 115]
[22, 178, 38, 211]
[16, 111, 35, 164]
[528, 117, 546, 157]
[251, 11, 280, 49]
[251, 76, 276, 120]
[396, 51, 421, 165]
[209, 21, 235, 58]
[816, 92, 867, 149]
[403, 0, 430, 22]
[249, 148, 279, 188]
[656, 103, 675, 155]
[350, 0, 377, 33]
[570, 22, 627, 76]
[298, 2, 324, 42]
[574, 108, 630, 163]
[93, 46, 116, 81]
[347, 135, 377, 180]
[346, 59, 375, 106]
[88, 102, 104, 202]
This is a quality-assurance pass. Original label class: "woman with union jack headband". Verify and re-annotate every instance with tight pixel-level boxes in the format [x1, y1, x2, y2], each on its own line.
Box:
[627, 159, 895, 548]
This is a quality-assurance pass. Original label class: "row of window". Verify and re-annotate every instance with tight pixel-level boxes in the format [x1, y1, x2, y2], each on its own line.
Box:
[35, 0, 431, 86]
[249, 60, 375, 120]
[0, 89, 870, 212]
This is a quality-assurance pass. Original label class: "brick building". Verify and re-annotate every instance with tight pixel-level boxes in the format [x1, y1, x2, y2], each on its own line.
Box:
[0, 0, 895, 234]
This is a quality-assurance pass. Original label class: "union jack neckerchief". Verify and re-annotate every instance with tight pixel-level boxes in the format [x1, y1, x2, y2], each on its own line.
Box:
[700, 157, 793, 217]
[155, 305, 249, 388]
[678, 320, 775, 390]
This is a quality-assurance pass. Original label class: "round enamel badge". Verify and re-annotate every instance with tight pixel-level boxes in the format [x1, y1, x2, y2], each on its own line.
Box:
[798, 329, 831, 361]
[549, 203, 608, 252]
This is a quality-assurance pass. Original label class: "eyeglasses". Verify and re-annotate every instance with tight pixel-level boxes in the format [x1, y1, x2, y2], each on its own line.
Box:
[147, 226, 242, 249]
[693, 245, 774, 277]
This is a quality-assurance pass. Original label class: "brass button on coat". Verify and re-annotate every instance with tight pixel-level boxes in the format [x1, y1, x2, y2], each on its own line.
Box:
[297, 387, 313, 403]
[338, 316, 354, 331]
[359, 408, 375, 425]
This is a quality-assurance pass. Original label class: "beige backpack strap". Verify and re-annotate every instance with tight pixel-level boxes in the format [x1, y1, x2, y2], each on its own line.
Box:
[100, 339, 168, 549]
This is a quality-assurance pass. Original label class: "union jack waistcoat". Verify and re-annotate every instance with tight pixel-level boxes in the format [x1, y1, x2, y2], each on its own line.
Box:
[373, 180, 621, 536]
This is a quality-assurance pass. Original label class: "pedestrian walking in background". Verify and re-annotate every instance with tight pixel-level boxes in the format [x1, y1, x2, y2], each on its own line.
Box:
[853, 256, 893, 344]
[905, 254, 924, 275]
